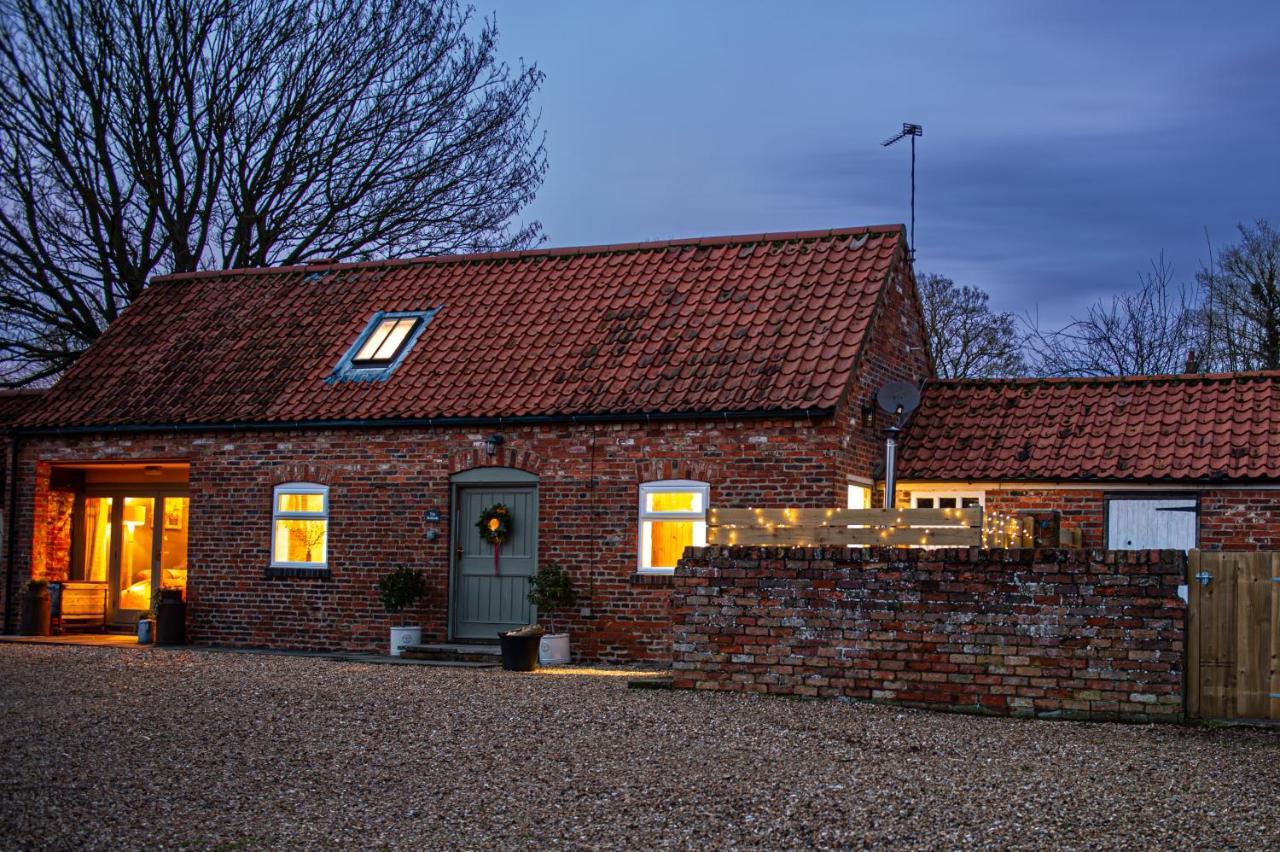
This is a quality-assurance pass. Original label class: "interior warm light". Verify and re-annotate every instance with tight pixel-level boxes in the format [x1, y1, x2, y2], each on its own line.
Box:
[123, 503, 147, 530]
[354, 316, 419, 363]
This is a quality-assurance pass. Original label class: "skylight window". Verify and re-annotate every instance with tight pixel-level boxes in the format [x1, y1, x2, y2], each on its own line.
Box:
[331, 309, 437, 382]
[353, 317, 420, 365]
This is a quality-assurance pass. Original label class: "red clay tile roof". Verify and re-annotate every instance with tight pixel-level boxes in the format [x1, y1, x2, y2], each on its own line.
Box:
[24, 226, 906, 428]
[897, 372, 1280, 483]
[0, 390, 44, 426]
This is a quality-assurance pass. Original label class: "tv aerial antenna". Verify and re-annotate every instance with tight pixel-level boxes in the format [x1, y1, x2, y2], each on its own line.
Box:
[875, 381, 921, 509]
[882, 123, 923, 260]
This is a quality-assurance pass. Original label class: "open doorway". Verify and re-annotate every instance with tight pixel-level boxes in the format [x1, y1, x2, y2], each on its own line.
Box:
[59, 464, 190, 628]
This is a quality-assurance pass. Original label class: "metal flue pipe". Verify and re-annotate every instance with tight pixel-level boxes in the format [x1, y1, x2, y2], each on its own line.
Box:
[884, 423, 901, 509]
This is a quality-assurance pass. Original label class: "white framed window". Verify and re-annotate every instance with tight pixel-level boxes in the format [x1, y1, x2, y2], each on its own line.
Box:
[847, 479, 872, 510]
[911, 490, 984, 510]
[271, 483, 329, 569]
[638, 480, 709, 574]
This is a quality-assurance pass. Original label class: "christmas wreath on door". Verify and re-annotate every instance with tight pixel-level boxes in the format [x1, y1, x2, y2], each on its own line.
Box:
[476, 503, 512, 574]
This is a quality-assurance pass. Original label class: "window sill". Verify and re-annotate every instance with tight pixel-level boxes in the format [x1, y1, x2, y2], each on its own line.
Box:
[265, 566, 332, 580]
[629, 572, 674, 587]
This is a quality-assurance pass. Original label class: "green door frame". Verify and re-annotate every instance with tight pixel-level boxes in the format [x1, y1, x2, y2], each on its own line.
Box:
[448, 466, 538, 641]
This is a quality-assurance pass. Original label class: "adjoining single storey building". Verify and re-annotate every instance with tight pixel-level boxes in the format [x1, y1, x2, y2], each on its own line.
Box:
[895, 373, 1280, 551]
[2, 225, 929, 661]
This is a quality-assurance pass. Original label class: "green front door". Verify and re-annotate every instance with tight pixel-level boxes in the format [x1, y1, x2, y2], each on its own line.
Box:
[451, 479, 538, 640]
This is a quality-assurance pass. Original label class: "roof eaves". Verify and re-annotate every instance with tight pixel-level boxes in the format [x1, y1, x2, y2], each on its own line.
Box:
[928, 370, 1280, 388]
[15, 405, 839, 436]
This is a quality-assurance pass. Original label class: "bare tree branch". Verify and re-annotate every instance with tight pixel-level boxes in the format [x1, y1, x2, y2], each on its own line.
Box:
[1196, 219, 1280, 371]
[1024, 253, 1201, 377]
[0, 0, 547, 385]
[918, 273, 1026, 379]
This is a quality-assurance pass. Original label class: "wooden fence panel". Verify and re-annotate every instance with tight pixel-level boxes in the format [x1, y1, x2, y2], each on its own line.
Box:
[708, 507, 982, 528]
[708, 525, 981, 548]
[706, 506, 982, 548]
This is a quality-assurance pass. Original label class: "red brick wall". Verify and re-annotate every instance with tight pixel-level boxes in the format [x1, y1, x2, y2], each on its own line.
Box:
[1199, 489, 1280, 550]
[10, 416, 867, 660]
[979, 488, 1107, 548]
[671, 546, 1185, 721]
[929, 486, 1280, 551]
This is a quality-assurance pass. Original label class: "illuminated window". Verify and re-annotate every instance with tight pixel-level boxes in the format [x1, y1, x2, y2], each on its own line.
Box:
[335, 310, 436, 380]
[638, 480, 708, 574]
[271, 483, 329, 568]
[912, 492, 983, 509]
[353, 317, 420, 365]
[847, 481, 872, 509]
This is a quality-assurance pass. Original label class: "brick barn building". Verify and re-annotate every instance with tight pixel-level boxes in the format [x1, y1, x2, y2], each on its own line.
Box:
[1, 226, 929, 661]
[895, 373, 1280, 551]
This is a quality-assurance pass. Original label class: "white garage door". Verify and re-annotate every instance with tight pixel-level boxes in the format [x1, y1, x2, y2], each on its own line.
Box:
[1106, 498, 1198, 550]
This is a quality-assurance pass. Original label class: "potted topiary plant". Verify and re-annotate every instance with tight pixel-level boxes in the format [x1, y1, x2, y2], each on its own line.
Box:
[378, 566, 426, 656]
[527, 561, 578, 665]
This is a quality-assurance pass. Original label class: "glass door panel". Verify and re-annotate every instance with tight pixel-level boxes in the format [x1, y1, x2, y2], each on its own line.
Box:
[83, 497, 113, 582]
[117, 497, 155, 613]
[159, 497, 189, 595]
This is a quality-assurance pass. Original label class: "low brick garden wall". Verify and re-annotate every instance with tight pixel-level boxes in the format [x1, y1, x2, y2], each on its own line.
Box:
[671, 547, 1185, 721]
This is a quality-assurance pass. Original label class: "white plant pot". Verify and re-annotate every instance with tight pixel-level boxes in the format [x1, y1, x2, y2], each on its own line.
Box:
[539, 632, 570, 666]
[389, 626, 422, 657]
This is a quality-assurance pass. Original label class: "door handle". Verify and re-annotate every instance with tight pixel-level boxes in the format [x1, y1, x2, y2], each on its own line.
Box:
[455, 545, 464, 561]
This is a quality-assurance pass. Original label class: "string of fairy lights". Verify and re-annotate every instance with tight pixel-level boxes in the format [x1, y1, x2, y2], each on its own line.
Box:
[980, 509, 1032, 549]
[706, 505, 1024, 549]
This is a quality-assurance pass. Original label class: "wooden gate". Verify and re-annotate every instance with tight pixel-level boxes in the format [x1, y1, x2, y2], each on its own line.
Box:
[1187, 551, 1280, 721]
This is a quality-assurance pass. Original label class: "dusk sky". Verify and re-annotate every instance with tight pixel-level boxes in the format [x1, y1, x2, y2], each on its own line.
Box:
[485, 1, 1279, 326]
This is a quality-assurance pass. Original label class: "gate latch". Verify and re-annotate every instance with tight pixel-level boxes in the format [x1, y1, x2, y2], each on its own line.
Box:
[1194, 570, 1212, 586]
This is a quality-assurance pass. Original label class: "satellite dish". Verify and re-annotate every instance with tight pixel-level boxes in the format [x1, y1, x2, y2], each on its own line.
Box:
[876, 381, 920, 416]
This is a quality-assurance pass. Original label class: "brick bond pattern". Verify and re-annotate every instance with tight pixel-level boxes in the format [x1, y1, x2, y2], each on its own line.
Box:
[14, 417, 864, 660]
[671, 547, 1185, 721]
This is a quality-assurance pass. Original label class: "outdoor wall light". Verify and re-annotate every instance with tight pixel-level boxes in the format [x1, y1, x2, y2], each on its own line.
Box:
[860, 401, 876, 428]
[485, 434, 505, 457]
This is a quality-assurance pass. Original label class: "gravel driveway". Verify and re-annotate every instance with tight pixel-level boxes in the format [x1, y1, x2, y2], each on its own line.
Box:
[1, 644, 1276, 850]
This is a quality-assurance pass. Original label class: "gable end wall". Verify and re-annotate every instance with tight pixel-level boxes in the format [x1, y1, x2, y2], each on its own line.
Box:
[832, 257, 932, 497]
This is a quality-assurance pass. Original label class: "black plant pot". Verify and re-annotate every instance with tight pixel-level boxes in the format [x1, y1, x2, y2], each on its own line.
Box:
[20, 585, 51, 636]
[156, 589, 187, 645]
[497, 630, 542, 672]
